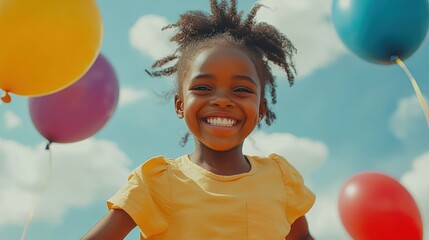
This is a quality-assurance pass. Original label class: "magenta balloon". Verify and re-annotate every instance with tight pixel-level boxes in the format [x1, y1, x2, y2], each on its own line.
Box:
[29, 54, 119, 143]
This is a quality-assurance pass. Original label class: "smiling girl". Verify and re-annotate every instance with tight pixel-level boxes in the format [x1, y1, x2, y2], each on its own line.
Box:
[83, 1, 315, 239]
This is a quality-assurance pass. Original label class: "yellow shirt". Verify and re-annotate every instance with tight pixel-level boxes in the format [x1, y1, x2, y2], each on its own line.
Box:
[107, 153, 315, 240]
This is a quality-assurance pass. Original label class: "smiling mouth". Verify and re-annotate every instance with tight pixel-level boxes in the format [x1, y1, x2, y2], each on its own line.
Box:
[205, 117, 238, 127]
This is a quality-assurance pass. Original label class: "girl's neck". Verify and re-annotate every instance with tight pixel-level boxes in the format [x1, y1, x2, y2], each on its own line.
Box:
[189, 141, 251, 176]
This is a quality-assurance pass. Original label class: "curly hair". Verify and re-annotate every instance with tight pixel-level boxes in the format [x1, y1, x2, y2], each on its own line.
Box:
[146, 0, 297, 134]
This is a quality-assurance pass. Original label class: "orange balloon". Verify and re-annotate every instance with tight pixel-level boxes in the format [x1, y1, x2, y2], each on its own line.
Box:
[0, 0, 103, 97]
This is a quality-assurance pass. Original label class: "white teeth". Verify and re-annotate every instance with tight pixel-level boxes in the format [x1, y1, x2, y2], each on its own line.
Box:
[206, 117, 237, 127]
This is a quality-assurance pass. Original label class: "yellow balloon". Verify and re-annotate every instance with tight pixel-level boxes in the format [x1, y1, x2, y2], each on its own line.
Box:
[0, 0, 103, 97]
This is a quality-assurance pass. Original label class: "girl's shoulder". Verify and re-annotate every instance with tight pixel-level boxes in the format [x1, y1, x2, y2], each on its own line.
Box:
[140, 155, 174, 169]
[248, 153, 304, 183]
[248, 153, 294, 169]
[131, 155, 178, 181]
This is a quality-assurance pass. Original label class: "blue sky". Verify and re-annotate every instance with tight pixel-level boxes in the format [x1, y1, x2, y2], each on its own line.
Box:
[1, 0, 429, 239]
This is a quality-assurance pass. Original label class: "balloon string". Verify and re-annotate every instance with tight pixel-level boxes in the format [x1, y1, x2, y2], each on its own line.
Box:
[395, 57, 429, 128]
[20, 143, 53, 240]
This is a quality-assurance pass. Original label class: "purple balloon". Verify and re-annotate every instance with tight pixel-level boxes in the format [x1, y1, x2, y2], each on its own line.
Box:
[29, 54, 119, 143]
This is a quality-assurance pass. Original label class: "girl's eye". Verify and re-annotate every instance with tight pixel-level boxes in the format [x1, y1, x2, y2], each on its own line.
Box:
[234, 87, 252, 93]
[192, 85, 211, 91]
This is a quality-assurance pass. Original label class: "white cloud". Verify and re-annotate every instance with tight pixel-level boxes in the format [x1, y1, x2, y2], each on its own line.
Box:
[119, 87, 150, 107]
[256, 0, 345, 79]
[390, 95, 428, 140]
[129, 15, 177, 60]
[307, 186, 350, 239]
[4, 110, 22, 129]
[0, 138, 131, 225]
[401, 152, 429, 239]
[243, 131, 328, 174]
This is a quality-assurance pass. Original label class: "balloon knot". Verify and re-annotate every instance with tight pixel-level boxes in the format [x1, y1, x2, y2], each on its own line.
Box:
[45, 141, 53, 150]
[1, 91, 11, 103]
[390, 55, 399, 61]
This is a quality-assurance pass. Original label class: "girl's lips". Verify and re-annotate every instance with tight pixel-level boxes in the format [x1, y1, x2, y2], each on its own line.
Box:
[202, 111, 240, 120]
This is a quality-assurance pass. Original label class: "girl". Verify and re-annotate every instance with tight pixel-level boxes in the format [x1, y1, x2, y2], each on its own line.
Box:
[83, 0, 315, 239]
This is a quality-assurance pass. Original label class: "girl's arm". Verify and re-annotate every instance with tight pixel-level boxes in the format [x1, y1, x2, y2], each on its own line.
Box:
[285, 216, 314, 240]
[81, 209, 136, 240]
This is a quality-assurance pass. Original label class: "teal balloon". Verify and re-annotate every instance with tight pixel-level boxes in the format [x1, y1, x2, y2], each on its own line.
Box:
[332, 0, 429, 64]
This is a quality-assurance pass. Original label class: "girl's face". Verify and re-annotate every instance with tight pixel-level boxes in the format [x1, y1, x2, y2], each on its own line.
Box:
[175, 45, 267, 151]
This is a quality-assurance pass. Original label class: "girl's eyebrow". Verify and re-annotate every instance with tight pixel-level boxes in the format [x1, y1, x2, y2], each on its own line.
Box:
[235, 75, 257, 85]
[192, 73, 257, 85]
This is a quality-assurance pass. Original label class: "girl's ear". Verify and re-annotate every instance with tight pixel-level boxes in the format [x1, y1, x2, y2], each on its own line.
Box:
[259, 98, 268, 122]
[174, 93, 184, 119]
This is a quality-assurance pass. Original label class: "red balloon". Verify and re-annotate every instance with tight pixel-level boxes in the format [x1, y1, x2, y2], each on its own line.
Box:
[338, 172, 423, 240]
[29, 54, 119, 143]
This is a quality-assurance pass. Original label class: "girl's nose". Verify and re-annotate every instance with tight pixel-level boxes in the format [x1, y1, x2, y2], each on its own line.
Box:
[210, 93, 235, 108]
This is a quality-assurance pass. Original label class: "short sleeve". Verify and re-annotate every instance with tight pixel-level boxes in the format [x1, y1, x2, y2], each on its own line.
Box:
[270, 153, 316, 225]
[107, 156, 172, 238]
